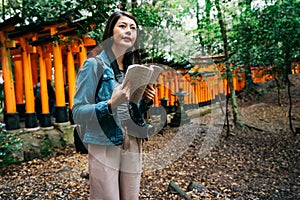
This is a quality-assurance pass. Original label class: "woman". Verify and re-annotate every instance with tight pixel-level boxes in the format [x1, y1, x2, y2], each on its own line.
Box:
[72, 11, 156, 200]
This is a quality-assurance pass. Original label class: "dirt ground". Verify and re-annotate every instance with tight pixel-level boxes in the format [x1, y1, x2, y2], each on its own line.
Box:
[0, 74, 299, 199]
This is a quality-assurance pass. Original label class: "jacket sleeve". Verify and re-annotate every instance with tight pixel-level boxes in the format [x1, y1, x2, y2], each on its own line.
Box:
[72, 58, 113, 125]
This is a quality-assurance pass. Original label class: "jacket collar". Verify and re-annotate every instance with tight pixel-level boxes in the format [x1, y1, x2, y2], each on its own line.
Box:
[98, 50, 111, 66]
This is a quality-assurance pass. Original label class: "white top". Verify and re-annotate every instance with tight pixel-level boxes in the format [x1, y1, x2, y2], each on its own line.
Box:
[116, 71, 131, 121]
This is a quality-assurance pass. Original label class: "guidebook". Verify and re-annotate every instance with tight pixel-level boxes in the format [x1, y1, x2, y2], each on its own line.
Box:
[121, 64, 163, 104]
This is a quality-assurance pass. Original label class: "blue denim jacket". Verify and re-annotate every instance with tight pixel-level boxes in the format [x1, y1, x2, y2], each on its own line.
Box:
[72, 50, 151, 146]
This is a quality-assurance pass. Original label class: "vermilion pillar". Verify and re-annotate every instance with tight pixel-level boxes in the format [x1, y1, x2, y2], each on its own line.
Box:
[163, 74, 168, 100]
[14, 55, 26, 120]
[20, 37, 38, 128]
[31, 53, 38, 86]
[157, 74, 163, 101]
[154, 86, 159, 106]
[170, 72, 176, 106]
[66, 47, 76, 124]
[37, 45, 52, 127]
[51, 27, 68, 123]
[78, 42, 87, 68]
[44, 51, 53, 81]
[196, 80, 200, 104]
[66, 47, 76, 110]
[0, 31, 20, 130]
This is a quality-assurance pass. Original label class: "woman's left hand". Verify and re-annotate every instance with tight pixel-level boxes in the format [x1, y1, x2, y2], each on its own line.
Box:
[142, 84, 156, 104]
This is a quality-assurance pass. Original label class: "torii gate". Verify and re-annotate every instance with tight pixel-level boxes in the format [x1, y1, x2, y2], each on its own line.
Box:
[0, 15, 23, 130]
[0, 16, 96, 130]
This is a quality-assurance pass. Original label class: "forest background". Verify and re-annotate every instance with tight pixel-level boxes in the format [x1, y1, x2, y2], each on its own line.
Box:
[1, 0, 300, 130]
[0, 0, 299, 199]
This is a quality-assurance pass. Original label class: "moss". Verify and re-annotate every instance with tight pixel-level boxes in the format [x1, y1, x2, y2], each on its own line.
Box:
[40, 136, 52, 157]
[0, 130, 22, 166]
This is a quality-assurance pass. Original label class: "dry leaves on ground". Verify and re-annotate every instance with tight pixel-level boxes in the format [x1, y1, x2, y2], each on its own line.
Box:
[0, 74, 299, 199]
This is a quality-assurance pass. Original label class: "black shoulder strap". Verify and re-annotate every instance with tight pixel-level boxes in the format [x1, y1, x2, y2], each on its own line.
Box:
[105, 48, 123, 83]
[95, 57, 104, 101]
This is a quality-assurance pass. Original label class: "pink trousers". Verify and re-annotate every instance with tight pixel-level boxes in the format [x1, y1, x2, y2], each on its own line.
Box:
[88, 133, 142, 200]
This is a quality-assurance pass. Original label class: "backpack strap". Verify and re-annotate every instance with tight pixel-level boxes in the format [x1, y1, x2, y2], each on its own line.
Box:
[105, 48, 123, 83]
[94, 57, 104, 101]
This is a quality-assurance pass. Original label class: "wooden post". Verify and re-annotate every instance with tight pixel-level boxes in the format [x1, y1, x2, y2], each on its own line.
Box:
[78, 41, 87, 68]
[207, 76, 212, 102]
[170, 72, 175, 101]
[38, 48, 49, 114]
[169, 78, 175, 106]
[19, 36, 38, 128]
[13, 55, 25, 120]
[44, 46, 53, 81]
[174, 70, 179, 95]
[0, 31, 20, 130]
[51, 27, 68, 123]
[195, 81, 200, 104]
[31, 35, 38, 88]
[14, 55, 24, 105]
[163, 74, 168, 101]
[37, 45, 52, 127]
[191, 82, 195, 105]
[202, 79, 205, 103]
[206, 77, 210, 103]
[155, 85, 160, 106]
[159, 74, 164, 100]
[31, 53, 38, 86]
[66, 47, 76, 113]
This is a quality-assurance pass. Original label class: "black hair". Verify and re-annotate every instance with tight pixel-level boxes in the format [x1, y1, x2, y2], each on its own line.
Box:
[101, 11, 141, 68]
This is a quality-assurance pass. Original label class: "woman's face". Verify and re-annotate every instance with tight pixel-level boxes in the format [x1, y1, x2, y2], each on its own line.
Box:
[112, 16, 137, 50]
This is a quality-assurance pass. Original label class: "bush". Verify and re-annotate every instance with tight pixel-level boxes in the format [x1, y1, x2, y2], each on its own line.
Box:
[0, 129, 22, 166]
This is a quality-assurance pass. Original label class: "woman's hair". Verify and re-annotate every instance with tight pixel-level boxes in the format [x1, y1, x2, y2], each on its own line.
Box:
[101, 11, 141, 67]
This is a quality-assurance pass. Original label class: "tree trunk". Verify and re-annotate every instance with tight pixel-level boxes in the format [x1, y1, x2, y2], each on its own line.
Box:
[2, 0, 5, 20]
[274, 77, 282, 106]
[228, 70, 242, 128]
[284, 50, 295, 135]
[131, 0, 137, 10]
[245, 62, 256, 89]
[287, 74, 295, 135]
[215, 0, 242, 129]
[225, 73, 230, 136]
[196, 0, 205, 54]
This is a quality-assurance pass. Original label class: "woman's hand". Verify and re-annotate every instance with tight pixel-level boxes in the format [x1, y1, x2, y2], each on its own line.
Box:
[142, 84, 156, 104]
[108, 84, 130, 111]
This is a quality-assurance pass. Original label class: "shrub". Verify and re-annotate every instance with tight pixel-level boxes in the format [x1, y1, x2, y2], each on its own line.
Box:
[0, 129, 22, 166]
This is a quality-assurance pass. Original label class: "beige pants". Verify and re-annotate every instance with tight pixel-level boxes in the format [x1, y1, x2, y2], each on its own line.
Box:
[88, 133, 142, 200]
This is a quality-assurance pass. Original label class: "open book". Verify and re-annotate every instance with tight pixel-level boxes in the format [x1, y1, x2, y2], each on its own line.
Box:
[121, 64, 163, 104]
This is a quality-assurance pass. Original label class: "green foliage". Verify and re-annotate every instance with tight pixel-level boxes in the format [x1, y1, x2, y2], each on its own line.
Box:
[40, 137, 52, 157]
[0, 0, 191, 66]
[60, 135, 67, 147]
[188, 0, 224, 55]
[0, 130, 22, 166]
[1, 0, 114, 40]
[231, 0, 300, 83]
[129, 0, 190, 65]
[131, 3, 163, 28]
[1, 0, 299, 71]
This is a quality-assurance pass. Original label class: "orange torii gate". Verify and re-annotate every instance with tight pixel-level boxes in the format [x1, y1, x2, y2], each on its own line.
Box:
[0, 15, 23, 130]
[3, 16, 288, 131]
[0, 16, 96, 130]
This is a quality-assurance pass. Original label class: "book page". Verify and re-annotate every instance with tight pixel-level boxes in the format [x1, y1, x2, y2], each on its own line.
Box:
[148, 65, 163, 84]
[121, 64, 153, 104]
[121, 64, 163, 104]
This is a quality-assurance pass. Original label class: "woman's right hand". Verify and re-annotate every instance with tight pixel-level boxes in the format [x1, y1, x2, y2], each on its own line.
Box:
[108, 84, 130, 111]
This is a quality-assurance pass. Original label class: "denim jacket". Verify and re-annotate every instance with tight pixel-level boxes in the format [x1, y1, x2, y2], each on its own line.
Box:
[72, 50, 152, 146]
